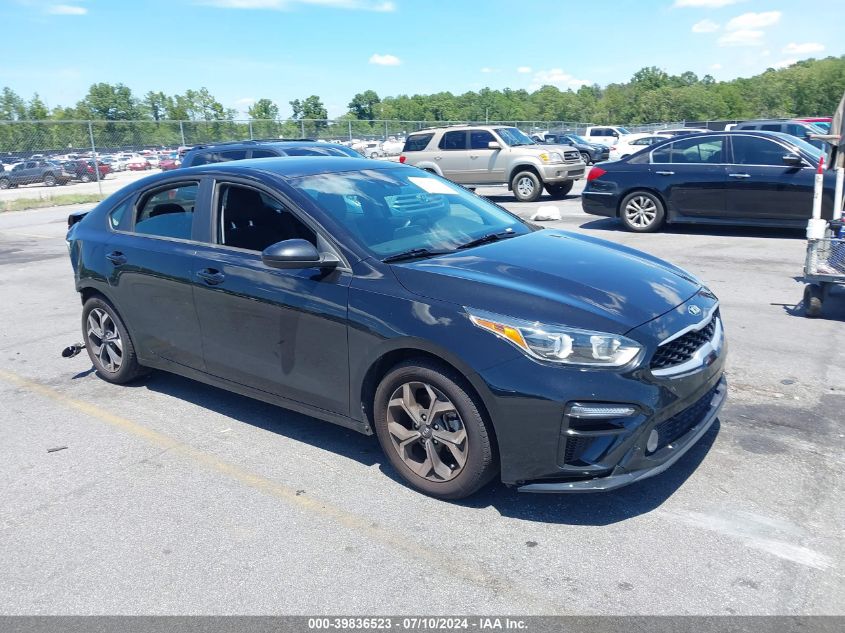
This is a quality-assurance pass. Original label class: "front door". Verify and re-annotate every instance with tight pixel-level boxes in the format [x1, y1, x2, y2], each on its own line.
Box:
[106, 180, 207, 370]
[466, 129, 506, 183]
[649, 135, 727, 218]
[724, 134, 818, 221]
[191, 181, 351, 416]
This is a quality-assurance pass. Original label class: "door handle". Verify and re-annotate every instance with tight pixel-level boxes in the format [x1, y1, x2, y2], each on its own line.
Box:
[105, 251, 126, 265]
[469, 155, 478, 159]
[196, 268, 225, 285]
[729, 173, 751, 179]
[434, 156, 442, 160]
[655, 171, 674, 176]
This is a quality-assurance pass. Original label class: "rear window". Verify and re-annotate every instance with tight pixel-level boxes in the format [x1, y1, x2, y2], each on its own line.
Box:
[403, 134, 434, 152]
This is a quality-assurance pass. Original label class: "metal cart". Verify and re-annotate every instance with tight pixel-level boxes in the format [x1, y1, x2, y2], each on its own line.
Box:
[804, 219, 845, 317]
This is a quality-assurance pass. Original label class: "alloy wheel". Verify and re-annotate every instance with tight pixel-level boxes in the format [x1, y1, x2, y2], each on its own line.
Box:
[624, 195, 658, 229]
[86, 307, 123, 373]
[516, 176, 535, 198]
[386, 381, 468, 482]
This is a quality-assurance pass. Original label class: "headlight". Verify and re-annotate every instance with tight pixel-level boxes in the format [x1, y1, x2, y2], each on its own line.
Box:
[539, 152, 563, 164]
[466, 308, 643, 368]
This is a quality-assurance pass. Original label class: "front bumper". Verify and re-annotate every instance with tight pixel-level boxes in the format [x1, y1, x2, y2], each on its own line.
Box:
[539, 162, 586, 183]
[518, 376, 726, 492]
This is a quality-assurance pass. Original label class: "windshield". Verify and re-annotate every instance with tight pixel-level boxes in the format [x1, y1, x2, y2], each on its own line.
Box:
[294, 167, 529, 258]
[617, 127, 632, 135]
[494, 127, 536, 147]
[568, 134, 588, 144]
[776, 132, 824, 161]
[811, 122, 831, 132]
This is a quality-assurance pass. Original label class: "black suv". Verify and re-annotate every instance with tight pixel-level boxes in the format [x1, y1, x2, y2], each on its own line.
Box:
[536, 132, 610, 165]
[0, 160, 74, 189]
[180, 139, 361, 168]
[733, 119, 827, 149]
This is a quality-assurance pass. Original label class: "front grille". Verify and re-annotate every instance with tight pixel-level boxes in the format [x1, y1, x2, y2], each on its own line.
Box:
[650, 383, 719, 452]
[563, 150, 580, 162]
[650, 311, 719, 370]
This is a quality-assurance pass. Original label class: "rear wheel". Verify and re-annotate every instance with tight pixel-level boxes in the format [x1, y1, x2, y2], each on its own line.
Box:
[511, 170, 542, 202]
[43, 174, 56, 187]
[80, 173, 91, 183]
[619, 191, 665, 232]
[0, 178, 9, 190]
[82, 297, 146, 384]
[545, 181, 574, 199]
[373, 360, 497, 499]
[804, 284, 824, 318]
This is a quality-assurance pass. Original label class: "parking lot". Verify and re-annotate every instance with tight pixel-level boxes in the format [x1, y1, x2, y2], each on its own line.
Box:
[0, 180, 843, 615]
[0, 169, 155, 204]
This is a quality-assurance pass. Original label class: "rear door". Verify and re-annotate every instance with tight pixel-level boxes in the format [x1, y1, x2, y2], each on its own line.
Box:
[649, 136, 728, 218]
[105, 179, 208, 370]
[466, 129, 506, 183]
[434, 131, 470, 183]
[190, 179, 351, 415]
[724, 134, 816, 221]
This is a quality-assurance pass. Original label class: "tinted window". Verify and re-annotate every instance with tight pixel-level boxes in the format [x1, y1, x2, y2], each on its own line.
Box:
[403, 134, 434, 152]
[785, 124, 805, 137]
[652, 136, 724, 163]
[217, 184, 315, 252]
[251, 149, 278, 158]
[731, 136, 788, 166]
[588, 129, 604, 137]
[283, 146, 354, 157]
[470, 130, 496, 149]
[439, 131, 467, 150]
[761, 124, 781, 132]
[109, 199, 131, 229]
[190, 149, 247, 166]
[134, 183, 198, 240]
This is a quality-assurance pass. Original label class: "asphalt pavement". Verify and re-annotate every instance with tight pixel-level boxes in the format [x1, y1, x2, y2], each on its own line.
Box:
[0, 181, 842, 615]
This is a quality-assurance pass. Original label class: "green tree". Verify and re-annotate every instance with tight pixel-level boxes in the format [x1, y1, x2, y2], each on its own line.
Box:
[77, 82, 140, 120]
[348, 90, 381, 120]
[248, 98, 280, 120]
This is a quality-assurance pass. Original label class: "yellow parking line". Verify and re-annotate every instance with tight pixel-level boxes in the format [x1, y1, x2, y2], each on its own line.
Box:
[0, 368, 554, 611]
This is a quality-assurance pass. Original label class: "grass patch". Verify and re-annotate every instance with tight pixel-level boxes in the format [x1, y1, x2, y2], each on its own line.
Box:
[1, 193, 105, 213]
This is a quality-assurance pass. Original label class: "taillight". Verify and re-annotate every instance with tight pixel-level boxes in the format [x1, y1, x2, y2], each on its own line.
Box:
[609, 146, 616, 151]
[587, 167, 607, 181]
[398, 155, 406, 163]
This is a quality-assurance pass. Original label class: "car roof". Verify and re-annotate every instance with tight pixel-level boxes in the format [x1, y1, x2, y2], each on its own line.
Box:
[183, 155, 401, 179]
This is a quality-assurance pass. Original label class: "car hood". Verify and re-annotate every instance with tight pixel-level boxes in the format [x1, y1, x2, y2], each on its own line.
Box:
[391, 230, 702, 334]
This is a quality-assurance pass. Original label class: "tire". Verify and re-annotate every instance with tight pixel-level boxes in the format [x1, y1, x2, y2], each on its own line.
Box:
[580, 152, 591, 165]
[619, 190, 665, 232]
[82, 296, 146, 384]
[373, 359, 497, 499]
[545, 181, 574, 199]
[511, 170, 542, 203]
[43, 174, 56, 187]
[370, 152, 379, 159]
[804, 284, 823, 318]
[80, 173, 91, 183]
[0, 178, 9, 190]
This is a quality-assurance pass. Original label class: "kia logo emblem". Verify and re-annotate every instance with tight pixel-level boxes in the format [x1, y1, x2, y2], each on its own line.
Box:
[688, 305, 702, 316]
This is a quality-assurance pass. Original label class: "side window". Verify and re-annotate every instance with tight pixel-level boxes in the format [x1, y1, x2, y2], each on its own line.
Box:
[653, 136, 724, 163]
[761, 124, 781, 132]
[631, 138, 649, 146]
[190, 152, 212, 166]
[220, 150, 247, 161]
[651, 142, 674, 163]
[217, 184, 316, 252]
[403, 133, 434, 152]
[12, 164, 24, 172]
[469, 130, 496, 149]
[439, 131, 467, 150]
[251, 149, 278, 158]
[25, 161, 37, 169]
[109, 199, 131, 230]
[134, 182, 199, 240]
[785, 124, 805, 137]
[731, 136, 788, 166]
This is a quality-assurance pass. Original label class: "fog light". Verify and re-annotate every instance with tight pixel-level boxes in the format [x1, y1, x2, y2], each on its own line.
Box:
[646, 429, 659, 453]
[569, 404, 637, 419]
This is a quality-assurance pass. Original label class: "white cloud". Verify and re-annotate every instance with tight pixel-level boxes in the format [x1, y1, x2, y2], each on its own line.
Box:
[201, 0, 395, 11]
[674, 0, 743, 7]
[369, 53, 401, 66]
[718, 29, 764, 47]
[46, 4, 87, 14]
[773, 58, 798, 69]
[480, 67, 498, 73]
[516, 66, 532, 73]
[726, 11, 780, 30]
[692, 19, 719, 33]
[783, 42, 825, 55]
[530, 69, 591, 91]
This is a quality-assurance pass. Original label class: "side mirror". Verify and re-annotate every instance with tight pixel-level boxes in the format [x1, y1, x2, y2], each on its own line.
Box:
[488, 141, 502, 150]
[261, 239, 339, 270]
[782, 153, 803, 167]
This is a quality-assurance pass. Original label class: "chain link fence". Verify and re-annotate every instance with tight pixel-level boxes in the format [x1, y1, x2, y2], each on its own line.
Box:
[0, 118, 721, 159]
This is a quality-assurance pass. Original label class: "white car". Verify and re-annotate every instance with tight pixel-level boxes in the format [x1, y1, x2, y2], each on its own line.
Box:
[355, 141, 384, 159]
[608, 133, 672, 160]
[145, 155, 161, 168]
[381, 138, 405, 156]
[583, 125, 633, 146]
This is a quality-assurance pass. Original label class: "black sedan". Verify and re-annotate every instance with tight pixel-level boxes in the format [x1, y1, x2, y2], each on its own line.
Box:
[66, 157, 726, 499]
[538, 132, 611, 164]
[582, 130, 837, 232]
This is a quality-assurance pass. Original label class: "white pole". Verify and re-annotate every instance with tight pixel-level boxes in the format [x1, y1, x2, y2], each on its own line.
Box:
[834, 167, 844, 219]
[811, 156, 825, 220]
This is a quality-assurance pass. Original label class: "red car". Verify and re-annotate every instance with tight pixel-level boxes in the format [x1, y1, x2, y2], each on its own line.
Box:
[64, 160, 111, 183]
[159, 157, 181, 171]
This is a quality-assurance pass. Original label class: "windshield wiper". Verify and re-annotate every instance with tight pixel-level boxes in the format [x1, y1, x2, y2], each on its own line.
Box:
[382, 248, 452, 263]
[456, 230, 519, 250]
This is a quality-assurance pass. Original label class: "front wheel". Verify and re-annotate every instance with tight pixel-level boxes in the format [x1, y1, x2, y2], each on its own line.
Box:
[80, 173, 91, 183]
[580, 152, 591, 165]
[373, 360, 497, 499]
[43, 174, 57, 187]
[804, 284, 824, 318]
[545, 181, 574, 199]
[511, 170, 542, 203]
[619, 191, 665, 232]
[0, 178, 9, 190]
[82, 297, 146, 384]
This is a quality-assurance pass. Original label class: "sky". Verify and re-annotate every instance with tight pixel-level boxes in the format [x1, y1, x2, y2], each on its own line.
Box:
[1, 0, 843, 118]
